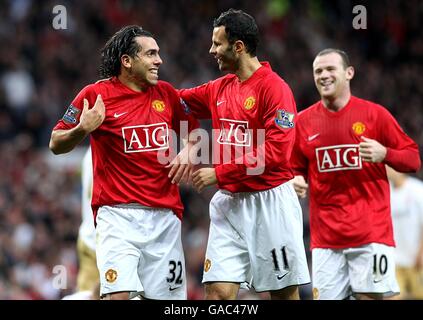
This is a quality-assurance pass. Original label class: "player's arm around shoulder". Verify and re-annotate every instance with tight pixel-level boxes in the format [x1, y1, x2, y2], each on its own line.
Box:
[49, 93, 105, 154]
[177, 79, 218, 119]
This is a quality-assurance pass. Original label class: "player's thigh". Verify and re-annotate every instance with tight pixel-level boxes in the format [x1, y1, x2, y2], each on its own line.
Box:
[140, 209, 187, 300]
[202, 191, 250, 288]
[312, 248, 350, 300]
[96, 206, 143, 297]
[347, 243, 399, 299]
[248, 183, 310, 292]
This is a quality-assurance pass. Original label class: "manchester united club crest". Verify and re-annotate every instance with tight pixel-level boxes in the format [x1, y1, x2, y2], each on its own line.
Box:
[204, 258, 211, 272]
[105, 269, 118, 283]
[275, 109, 294, 128]
[352, 121, 366, 135]
[152, 100, 165, 112]
[244, 96, 256, 110]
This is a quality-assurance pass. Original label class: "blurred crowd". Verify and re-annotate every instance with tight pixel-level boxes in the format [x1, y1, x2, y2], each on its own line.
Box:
[0, 0, 421, 299]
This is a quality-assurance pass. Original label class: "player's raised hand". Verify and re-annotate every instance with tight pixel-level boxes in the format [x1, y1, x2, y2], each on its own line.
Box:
[292, 175, 308, 199]
[359, 136, 387, 163]
[192, 168, 217, 193]
[79, 94, 105, 134]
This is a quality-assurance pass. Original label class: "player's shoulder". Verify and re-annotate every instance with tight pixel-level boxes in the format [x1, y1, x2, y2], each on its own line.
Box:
[156, 80, 176, 90]
[94, 77, 112, 85]
[257, 70, 294, 101]
[260, 66, 288, 86]
[213, 73, 237, 87]
[82, 78, 115, 94]
[155, 80, 179, 98]
[265, 67, 284, 80]
[92, 77, 116, 88]
[297, 101, 320, 119]
[79, 83, 97, 94]
[351, 96, 389, 114]
[72, 82, 100, 101]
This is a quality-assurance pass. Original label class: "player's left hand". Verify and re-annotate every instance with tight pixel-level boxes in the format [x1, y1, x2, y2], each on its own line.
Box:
[192, 168, 217, 192]
[166, 142, 196, 185]
[359, 136, 387, 163]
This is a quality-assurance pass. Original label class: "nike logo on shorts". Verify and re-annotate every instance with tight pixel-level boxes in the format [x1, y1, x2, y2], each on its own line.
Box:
[277, 272, 289, 280]
[169, 286, 181, 291]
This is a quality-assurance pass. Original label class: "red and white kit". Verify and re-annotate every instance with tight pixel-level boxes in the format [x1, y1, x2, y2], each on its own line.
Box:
[54, 77, 198, 220]
[180, 62, 310, 291]
[292, 96, 420, 249]
[180, 62, 297, 192]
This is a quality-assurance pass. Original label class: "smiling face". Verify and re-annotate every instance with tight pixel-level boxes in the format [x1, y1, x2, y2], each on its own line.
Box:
[313, 52, 354, 99]
[209, 26, 238, 73]
[127, 36, 162, 87]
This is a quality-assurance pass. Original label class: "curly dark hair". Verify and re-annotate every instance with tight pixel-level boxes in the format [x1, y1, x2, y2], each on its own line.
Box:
[99, 25, 154, 78]
[213, 9, 259, 57]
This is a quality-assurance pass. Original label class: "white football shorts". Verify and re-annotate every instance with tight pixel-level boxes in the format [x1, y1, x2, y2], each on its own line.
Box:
[96, 204, 186, 299]
[203, 181, 311, 292]
[312, 243, 400, 299]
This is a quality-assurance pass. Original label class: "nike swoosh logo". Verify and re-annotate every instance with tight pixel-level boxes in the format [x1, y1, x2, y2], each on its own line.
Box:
[308, 133, 320, 141]
[216, 101, 225, 106]
[169, 286, 180, 291]
[277, 272, 289, 280]
[114, 112, 128, 118]
[373, 279, 383, 284]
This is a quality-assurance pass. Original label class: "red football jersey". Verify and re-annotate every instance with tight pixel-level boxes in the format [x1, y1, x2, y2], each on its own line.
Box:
[291, 96, 421, 249]
[179, 62, 297, 192]
[53, 77, 199, 220]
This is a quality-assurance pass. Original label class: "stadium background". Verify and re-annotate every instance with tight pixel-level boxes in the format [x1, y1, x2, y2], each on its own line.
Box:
[0, 0, 421, 299]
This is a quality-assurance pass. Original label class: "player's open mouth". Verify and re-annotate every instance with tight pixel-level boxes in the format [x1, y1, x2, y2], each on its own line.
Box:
[321, 80, 334, 89]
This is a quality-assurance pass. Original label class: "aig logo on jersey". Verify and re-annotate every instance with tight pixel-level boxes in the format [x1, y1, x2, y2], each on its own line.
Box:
[122, 123, 169, 153]
[316, 144, 361, 173]
[217, 118, 251, 147]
